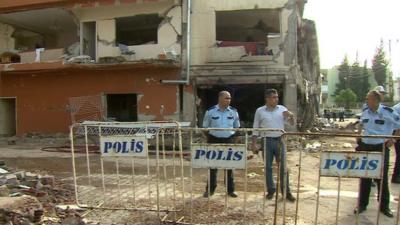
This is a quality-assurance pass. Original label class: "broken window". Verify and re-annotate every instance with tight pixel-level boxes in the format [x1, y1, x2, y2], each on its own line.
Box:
[106, 94, 138, 122]
[215, 9, 280, 56]
[116, 14, 163, 46]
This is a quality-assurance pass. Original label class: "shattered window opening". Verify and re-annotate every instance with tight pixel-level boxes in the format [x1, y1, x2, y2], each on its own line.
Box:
[116, 14, 163, 46]
[216, 9, 280, 56]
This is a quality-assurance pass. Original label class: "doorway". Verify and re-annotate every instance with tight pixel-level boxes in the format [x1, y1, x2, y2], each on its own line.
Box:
[0, 98, 16, 136]
[81, 21, 96, 60]
[106, 94, 137, 122]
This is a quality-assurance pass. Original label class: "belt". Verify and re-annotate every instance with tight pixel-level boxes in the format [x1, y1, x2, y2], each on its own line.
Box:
[209, 135, 234, 139]
[265, 137, 281, 140]
[361, 141, 384, 146]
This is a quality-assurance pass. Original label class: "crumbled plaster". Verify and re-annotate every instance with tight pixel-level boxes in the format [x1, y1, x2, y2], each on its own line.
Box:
[159, 5, 181, 37]
[0, 23, 15, 52]
[97, 37, 115, 46]
[284, 9, 297, 66]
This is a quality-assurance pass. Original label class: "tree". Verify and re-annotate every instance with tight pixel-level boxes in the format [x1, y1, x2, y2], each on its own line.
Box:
[335, 89, 357, 109]
[361, 60, 371, 100]
[372, 40, 389, 86]
[350, 60, 364, 101]
[334, 56, 351, 96]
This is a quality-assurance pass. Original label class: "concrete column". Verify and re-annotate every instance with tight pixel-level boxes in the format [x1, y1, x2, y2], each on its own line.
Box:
[284, 79, 297, 116]
[284, 79, 297, 131]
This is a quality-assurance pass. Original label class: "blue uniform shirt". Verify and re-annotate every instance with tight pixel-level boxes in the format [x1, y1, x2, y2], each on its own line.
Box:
[393, 103, 400, 115]
[361, 104, 400, 144]
[202, 105, 240, 138]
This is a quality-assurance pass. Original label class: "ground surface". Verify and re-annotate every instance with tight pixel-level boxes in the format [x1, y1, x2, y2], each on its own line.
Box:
[0, 119, 399, 224]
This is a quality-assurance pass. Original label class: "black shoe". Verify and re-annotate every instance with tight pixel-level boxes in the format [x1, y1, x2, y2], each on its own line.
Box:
[203, 191, 214, 198]
[354, 206, 367, 214]
[228, 192, 238, 198]
[380, 208, 394, 218]
[392, 177, 400, 184]
[266, 192, 274, 200]
[286, 193, 296, 202]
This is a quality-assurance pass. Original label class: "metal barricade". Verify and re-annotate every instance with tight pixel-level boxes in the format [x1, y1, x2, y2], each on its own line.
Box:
[70, 121, 188, 221]
[69, 125, 400, 225]
[282, 132, 400, 225]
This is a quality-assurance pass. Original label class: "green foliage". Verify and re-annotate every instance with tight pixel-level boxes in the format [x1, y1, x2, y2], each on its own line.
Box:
[361, 60, 371, 98]
[372, 41, 389, 86]
[335, 89, 357, 109]
[334, 57, 372, 103]
[334, 56, 350, 95]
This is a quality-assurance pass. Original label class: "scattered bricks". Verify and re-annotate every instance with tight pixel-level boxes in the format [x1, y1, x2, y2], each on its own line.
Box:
[14, 171, 25, 180]
[0, 195, 42, 214]
[20, 180, 37, 188]
[61, 216, 86, 225]
[33, 209, 44, 222]
[0, 177, 7, 186]
[36, 181, 43, 190]
[5, 174, 19, 186]
[40, 175, 55, 186]
[0, 185, 10, 197]
[25, 172, 39, 180]
[0, 168, 8, 174]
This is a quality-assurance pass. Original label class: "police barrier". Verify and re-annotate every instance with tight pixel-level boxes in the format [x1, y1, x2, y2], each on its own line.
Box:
[70, 121, 188, 222]
[70, 125, 400, 225]
[282, 132, 400, 225]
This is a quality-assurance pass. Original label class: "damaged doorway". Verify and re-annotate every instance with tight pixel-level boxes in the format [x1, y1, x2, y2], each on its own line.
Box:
[0, 98, 16, 136]
[197, 84, 283, 127]
[106, 94, 137, 122]
[81, 21, 96, 60]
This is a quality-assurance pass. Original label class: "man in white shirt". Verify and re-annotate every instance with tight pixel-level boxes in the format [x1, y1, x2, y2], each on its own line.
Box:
[251, 89, 296, 202]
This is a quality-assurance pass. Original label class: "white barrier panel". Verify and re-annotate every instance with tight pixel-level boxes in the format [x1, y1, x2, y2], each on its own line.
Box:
[320, 151, 383, 179]
[100, 136, 148, 157]
[191, 144, 247, 169]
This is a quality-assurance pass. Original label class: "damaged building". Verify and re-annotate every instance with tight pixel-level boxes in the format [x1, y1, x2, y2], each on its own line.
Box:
[0, 0, 320, 136]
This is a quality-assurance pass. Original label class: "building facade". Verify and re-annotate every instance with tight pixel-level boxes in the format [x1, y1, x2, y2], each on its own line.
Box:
[0, 0, 320, 135]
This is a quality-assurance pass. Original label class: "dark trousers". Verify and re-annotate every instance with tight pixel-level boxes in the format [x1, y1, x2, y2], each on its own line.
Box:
[393, 140, 400, 179]
[262, 137, 291, 195]
[356, 142, 390, 210]
[205, 135, 235, 193]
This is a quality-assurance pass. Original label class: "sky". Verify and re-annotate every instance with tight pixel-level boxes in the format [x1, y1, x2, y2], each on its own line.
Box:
[303, 0, 400, 76]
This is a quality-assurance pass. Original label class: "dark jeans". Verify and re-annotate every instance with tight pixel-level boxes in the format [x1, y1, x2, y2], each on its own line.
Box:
[262, 137, 291, 195]
[356, 142, 390, 210]
[393, 140, 400, 179]
[205, 135, 235, 193]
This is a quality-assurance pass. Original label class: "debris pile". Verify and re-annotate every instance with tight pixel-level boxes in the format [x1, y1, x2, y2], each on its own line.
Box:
[0, 161, 95, 225]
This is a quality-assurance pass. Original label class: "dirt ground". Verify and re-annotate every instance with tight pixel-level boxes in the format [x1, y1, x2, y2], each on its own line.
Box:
[0, 119, 399, 225]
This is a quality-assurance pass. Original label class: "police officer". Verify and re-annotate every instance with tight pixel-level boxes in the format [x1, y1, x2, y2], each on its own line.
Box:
[202, 91, 240, 198]
[391, 103, 400, 183]
[354, 90, 400, 218]
[251, 88, 296, 202]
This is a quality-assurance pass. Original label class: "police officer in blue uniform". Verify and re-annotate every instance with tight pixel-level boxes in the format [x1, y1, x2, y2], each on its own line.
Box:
[354, 90, 400, 218]
[202, 91, 240, 198]
[392, 103, 400, 183]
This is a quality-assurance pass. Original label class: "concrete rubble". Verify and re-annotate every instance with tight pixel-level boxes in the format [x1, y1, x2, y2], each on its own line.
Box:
[0, 162, 97, 225]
